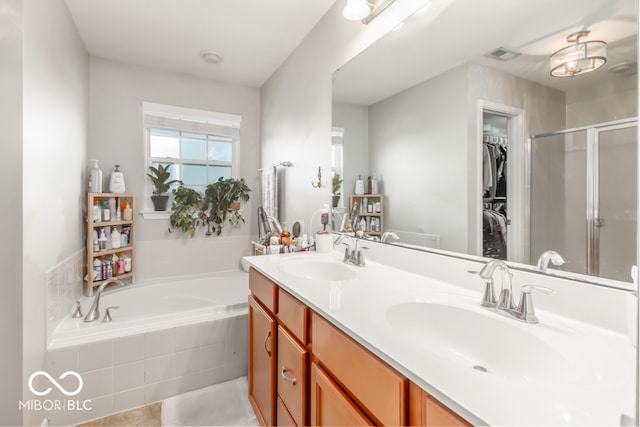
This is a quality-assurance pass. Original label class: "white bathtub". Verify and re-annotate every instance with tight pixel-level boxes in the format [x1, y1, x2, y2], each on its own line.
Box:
[49, 270, 249, 349]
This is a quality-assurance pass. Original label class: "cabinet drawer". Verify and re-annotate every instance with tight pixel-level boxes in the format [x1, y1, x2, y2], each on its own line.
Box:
[250, 268, 277, 313]
[311, 312, 407, 426]
[278, 325, 308, 426]
[310, 362, 373, 426]
[277, 288, 309, 344]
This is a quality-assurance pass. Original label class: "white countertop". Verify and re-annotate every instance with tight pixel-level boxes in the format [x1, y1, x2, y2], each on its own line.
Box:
[243, 250, 636, 426]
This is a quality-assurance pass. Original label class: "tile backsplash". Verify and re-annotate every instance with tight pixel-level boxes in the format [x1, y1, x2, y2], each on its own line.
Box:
[46, 250, 84, 346]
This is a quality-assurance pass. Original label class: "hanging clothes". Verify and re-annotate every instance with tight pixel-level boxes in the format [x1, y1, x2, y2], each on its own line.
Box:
[483, 205, 507, 259]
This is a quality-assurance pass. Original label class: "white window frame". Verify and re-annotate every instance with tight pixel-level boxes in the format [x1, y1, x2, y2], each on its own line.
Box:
[141, 102, 242, 219]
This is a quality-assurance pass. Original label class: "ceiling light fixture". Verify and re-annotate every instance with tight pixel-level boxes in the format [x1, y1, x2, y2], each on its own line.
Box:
[200, 50, 223, 65]
[342, 0, 397, 24]
[342, 0, 370, 21]
[549, 30, 607, 78]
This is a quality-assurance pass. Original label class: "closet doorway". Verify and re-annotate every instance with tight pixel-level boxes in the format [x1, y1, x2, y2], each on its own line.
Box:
[477, 102, 525, 264]
[529, 118, 638, 282]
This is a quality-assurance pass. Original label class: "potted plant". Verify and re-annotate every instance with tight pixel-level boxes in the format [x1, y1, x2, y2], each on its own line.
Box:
[168, 177, 251, 237]
[204, 177, 251, 235]
[332, 172, 343, 208]
[147, 164, 182, 211]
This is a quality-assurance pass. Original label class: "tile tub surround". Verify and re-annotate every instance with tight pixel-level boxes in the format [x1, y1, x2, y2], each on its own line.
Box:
[41, 313, 248, 426]
[46, 251, 84, 346]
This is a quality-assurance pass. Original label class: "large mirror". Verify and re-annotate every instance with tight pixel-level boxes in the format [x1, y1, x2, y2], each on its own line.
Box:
[332, 0, 638, 283]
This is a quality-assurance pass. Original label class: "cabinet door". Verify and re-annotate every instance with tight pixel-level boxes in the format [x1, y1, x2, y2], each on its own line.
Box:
[277, 396, 297, 427]
[249, 295, 277, 426]
[409, 382, 470, 427]
[310, 363, 373, 426]
[277, 326, 308, 426]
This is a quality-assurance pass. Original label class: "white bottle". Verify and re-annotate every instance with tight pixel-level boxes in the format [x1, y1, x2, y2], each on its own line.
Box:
[123, 255, 132, 273]
[371, 173, 379, 195]
[354, 175, 365, 195]
[111, 227, 121, 249]
[109, 164, 126, 194]
[88, 159, 103, 193]
[98, 229, 108, 251]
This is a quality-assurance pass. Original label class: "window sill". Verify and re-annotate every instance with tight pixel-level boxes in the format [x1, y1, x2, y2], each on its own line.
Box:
[140, 210, 171, 220]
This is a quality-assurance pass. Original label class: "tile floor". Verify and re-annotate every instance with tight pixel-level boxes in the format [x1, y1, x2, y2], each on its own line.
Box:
[75, 377, 256, 427]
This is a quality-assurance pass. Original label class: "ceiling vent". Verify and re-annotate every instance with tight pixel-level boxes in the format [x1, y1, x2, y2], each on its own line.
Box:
[485, 47, 521, 61]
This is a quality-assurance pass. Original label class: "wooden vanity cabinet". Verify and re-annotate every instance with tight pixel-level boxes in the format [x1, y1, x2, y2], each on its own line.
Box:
[248, 268, 469, 427]
[409, 383, 471, 427]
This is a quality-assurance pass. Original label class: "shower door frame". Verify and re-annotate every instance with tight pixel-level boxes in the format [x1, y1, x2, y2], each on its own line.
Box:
[527, 117, 638, 277]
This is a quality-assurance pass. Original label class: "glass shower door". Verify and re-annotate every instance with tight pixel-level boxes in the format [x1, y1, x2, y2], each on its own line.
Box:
[529, 119, 637, 282]
[592, 123, 637, 281]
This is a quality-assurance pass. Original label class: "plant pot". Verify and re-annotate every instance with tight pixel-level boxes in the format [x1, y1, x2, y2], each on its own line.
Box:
[151, 195, 169, 211]
[332, 195, 341, 208]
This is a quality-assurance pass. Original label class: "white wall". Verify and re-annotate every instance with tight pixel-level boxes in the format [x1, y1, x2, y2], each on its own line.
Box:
[88, 58, 262, 280]
[260, 0, 430, 233]
[0, 0, 24, 423]
[332, 102, 369, 207]
[22, 0, 89, 425]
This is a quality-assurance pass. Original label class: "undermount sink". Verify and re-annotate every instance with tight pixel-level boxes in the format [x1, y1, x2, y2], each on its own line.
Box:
[386, 302, 573, 383]
[280, 258, 358, 282]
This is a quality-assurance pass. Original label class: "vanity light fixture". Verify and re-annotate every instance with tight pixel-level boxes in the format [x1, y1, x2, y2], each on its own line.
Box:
[549, 30, 607, 78]
[343, 0, 397, 24]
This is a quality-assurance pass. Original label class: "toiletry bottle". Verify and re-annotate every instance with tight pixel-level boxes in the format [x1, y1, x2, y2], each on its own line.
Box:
[88, 159, 103, 193]
[354, 175, 364, 195]
[367, 176, 372, 194]
[101, 200, 110, 221]
[93, 258, 101, 281]
[111, 253, 119, 276]
[92, 200, 101, 222]
[109, 164, 126, 193]
[123, 200, 133, 221]
[115, 198, 121, 221]
[98, 229, 108, 251]
[93, 234, 99, 252]
[123, 254, 132, 273]
[371, 173, 379, 194]
[280, 222, 291, 248]
[108, 197, 116, 221]
[117, 253, 125, 275]
[111, 227, 121, 249]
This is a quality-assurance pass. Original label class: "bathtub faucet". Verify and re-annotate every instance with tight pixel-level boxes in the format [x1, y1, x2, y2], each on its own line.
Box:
[83, 278, 127, 322]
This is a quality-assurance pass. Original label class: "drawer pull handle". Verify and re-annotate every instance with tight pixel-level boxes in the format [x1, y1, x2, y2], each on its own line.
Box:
[264, 331, 271, 357]
[281, 367, 296, 385]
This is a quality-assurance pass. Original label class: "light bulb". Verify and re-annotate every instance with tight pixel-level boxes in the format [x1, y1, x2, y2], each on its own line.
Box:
[343, 0, 370, 21]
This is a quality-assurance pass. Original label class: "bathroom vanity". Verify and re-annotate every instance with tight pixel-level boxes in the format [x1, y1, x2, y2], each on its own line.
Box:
[244, 246, 635, 426]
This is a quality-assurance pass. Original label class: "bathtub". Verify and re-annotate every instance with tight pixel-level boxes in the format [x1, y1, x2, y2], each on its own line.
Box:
[49, 270, 249, 349]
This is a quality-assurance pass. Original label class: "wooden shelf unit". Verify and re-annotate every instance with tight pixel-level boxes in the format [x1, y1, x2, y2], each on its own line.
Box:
[85, 193, 135, 295]
[351, 194, 384, 236]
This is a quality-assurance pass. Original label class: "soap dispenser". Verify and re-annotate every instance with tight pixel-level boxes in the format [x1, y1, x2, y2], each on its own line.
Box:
[109, 164, 126, 193]
[354, 175, 364, 195]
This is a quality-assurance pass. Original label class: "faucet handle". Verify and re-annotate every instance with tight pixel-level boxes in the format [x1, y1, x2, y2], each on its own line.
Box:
[102, 306, 120, 323]
[480, 279, 497, 307]
[72, 301, 83, 318]
[355, 246, 368, 266]
[514, 285, 557, 323]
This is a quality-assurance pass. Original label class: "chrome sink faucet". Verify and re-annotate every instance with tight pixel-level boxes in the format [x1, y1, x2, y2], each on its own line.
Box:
[536, 250, 565, 273]
[477, 260, 557, 323]
[334, 234, 368, 266]
[84, 278, 127, 322]
[478, 259, 515, 312]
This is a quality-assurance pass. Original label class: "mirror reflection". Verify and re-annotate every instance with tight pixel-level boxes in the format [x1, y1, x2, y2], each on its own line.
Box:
[331, 0, 638, 282]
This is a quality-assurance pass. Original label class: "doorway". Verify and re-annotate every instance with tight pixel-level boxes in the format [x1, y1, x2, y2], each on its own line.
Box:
[529, 118, 638, 282]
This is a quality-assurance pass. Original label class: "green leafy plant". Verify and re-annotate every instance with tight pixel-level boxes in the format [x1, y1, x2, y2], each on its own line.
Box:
[332, 172, 343, 195]
[147, 164, 182, 195]
[169, 177, 251, 237]
[205, 177, 251, 235]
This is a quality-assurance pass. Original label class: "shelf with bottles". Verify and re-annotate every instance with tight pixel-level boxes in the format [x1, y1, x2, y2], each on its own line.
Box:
[86, 193, 136, 294]
[350, 194, 384, 235]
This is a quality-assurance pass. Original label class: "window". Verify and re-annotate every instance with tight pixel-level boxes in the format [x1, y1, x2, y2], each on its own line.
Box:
[142, 102, 241, 214]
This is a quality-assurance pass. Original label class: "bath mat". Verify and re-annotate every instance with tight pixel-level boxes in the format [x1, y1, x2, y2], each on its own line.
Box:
[161, 376, 258, 426]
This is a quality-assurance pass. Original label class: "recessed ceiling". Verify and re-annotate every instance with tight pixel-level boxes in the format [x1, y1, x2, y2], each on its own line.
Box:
[64, 0, 337, 88]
